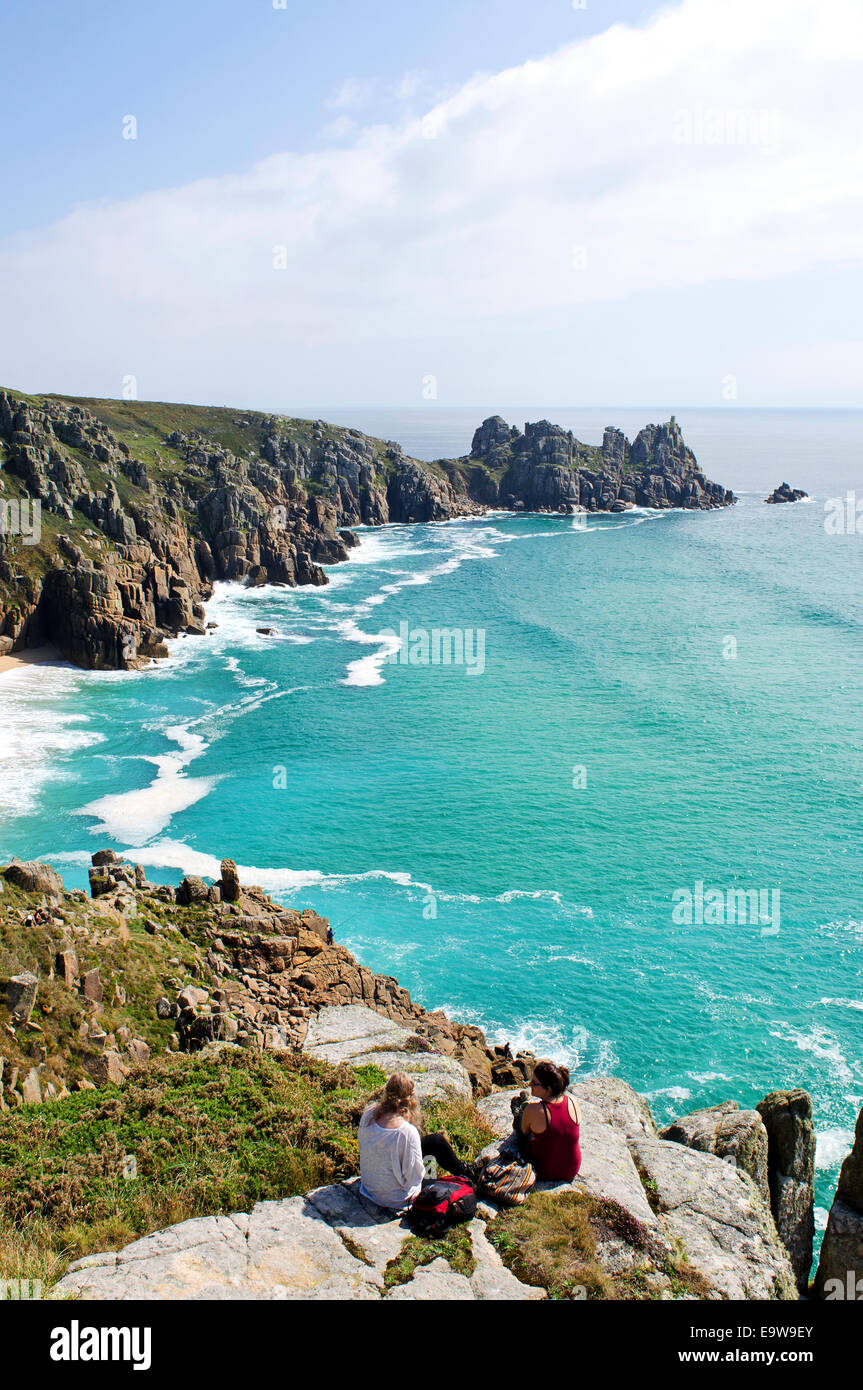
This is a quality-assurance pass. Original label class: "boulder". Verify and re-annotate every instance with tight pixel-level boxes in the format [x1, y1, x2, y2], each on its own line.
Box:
[816, 1201, 863, 1299]
[177, 986, 209, 1010]
[629, 1137, 797, 1300]
[833, 1103, 863, 1212]
[21, 1068, 42, 1105]
[385, 1257, 475, 1301]
[661, 1101, 769, 1202]
[176, 876, 210, 906]
[127, 1038, 151, 1067]
[91, 850, 118, 867]
[88, 866, 113, 898]
[219, 859, 241, 903]
[304, 1004, 472, 1101]
[756, 1089, 815, 1292]
[490, 1052, 535, 1088]
[83, 1051, 129, 1086]
[55, 948, 79, 989]
[573, 1077, 658, 1140]
[6, 972, 38, 1025]
[2, 858, 63, 898]
[82, 968, 103, 1004]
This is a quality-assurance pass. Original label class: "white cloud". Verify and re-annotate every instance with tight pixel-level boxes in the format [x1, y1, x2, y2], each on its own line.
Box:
[326, 77, 377, 110]
[319, 114, 357, 142]
[2, 0, 862, 405]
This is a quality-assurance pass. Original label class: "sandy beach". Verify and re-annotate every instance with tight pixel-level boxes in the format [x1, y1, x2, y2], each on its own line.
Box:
[0, 644, 64, 676]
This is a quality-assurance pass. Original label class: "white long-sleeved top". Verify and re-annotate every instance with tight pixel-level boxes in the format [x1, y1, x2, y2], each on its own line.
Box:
[357, 1105, 425, 1210]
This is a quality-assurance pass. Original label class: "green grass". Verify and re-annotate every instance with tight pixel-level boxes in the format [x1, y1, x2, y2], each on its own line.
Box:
[0, 883, 221, 1086]
[383, 1225, 475, 1289]
[0, 1049, 387, 1289]
[422, 1092, 497, 1159]
[488, 1191, 715, 1301]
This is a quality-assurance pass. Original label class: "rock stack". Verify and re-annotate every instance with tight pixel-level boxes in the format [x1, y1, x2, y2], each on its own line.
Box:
[756, 1090, 816, 1294]
[661, 1090, 816, 1292]
[816, 1103, 863, 1299]
[765, 482, 808, 503]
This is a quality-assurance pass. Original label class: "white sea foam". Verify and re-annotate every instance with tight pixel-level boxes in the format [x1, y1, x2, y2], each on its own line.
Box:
[345, 531, 436, 565]
[818, 996, 863, 1012]
[768, 1023, 856, 1085]
[546, 954, 599, 969]
[485, 1017, 592, 1069]
[0, 661, 103, 820]
[815, 1128, 855, 1170]
[333, 525, 507, 685]
[814, 1206, 830, 1233]
[645, 1084, 692, 1103]
[337, 618, 404, 687]
[115, 843, 443, 898]
[128, 840, 326, 889]
[42, 849, 92, 868]
[494, 888, 594, 918]
[75, 725, 215, 846]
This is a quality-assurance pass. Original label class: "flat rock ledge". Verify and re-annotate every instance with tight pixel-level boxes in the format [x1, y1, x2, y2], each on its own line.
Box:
[478, 1082, 797, 1302]
[303, 1005, 473, 1101]
[50, 1180, 544, 1302]
[48, 1009, 796, 1302]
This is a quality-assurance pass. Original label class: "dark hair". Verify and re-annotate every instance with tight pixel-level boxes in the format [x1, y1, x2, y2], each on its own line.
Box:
[532, 1060, 570, 1096]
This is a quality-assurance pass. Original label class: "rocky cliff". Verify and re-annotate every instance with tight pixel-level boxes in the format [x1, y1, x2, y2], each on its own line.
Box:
[0, 390, 734, 669]
[0, 855, 825, 1300]
[452, 414, 734, 514]
[816, 1106, 863, 1298]
[48, 1060, 797, 1302]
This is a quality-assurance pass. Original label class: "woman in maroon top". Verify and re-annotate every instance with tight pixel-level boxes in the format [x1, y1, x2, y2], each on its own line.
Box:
[520, 1060, 582, 1181]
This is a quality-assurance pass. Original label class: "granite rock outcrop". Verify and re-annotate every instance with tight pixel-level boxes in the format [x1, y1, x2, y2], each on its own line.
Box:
[0, 391, 735, 669]
[765, 482, 808, 503]
[816, 1102, 863, 1299]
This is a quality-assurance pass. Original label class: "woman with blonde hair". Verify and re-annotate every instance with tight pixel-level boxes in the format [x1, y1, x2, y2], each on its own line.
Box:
[358, 1071, 474, 1210]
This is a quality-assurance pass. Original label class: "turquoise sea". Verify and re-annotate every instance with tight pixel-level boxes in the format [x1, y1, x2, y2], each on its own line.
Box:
[3, 407, 863, 1237]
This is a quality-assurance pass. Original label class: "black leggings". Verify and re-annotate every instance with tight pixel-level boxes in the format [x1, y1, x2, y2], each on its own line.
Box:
[421, 1132, 470, 1177]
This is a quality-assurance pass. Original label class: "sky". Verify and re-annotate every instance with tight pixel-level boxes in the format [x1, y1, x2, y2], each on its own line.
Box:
[1, 0, 862, 410]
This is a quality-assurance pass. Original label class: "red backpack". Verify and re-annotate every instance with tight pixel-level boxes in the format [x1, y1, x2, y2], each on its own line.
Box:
[405, 1177, 477, 1237]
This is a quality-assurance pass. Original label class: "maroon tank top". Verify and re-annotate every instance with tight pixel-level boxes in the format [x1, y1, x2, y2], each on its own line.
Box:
[528, 1096, 582, 1182]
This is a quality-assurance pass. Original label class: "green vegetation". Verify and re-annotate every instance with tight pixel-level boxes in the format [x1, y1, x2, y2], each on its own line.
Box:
[488, 1190, 715, 1300]
[422, 1092, 497, 1159]
[0, 1049, 387, 1289]
[0, 884, 222, 1087]
[383, 1225, 475, 1289]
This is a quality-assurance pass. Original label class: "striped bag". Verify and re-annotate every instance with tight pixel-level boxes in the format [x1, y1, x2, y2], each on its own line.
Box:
[476, 1153, 536, 1206]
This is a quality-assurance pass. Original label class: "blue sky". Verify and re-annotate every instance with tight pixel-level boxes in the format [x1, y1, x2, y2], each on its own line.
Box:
[1, 0, 861, 409]
[3, 0, 654, 234]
